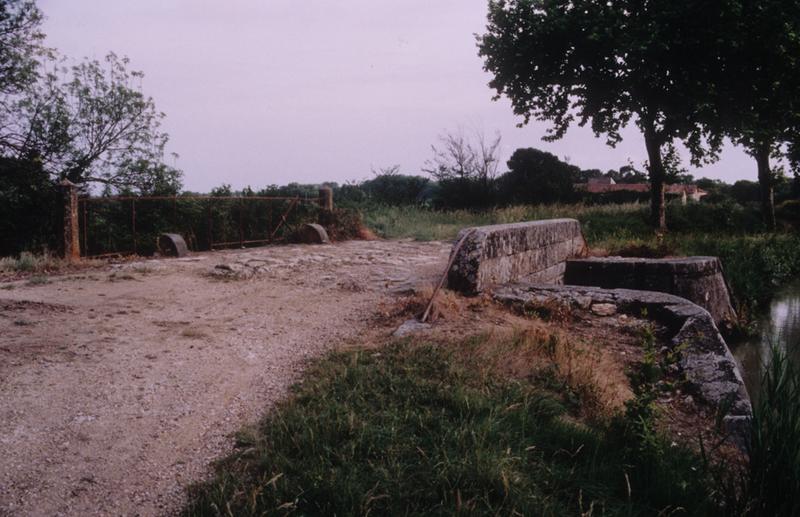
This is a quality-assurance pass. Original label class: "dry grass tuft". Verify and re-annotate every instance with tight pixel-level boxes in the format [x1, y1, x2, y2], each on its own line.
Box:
[412, 285, 462, 323]
[454, 326, 632, 422]
[378, 285, 464, 323]
[181, 327, 209, 339]
[355, 225, 379, 241]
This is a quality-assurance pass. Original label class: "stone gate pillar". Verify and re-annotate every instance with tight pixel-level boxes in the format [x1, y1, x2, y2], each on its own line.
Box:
[60, 179, 80, 262]
[318, 187, 333, 211]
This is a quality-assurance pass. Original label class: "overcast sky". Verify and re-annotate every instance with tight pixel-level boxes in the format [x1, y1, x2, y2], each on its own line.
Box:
[39, 0, 757, 192]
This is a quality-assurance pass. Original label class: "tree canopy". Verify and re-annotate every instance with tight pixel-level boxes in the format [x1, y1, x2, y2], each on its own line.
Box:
[0, 53, 180, 192]
[0, 0, 43, 95]
[709, 0, 800, 228]
[0, 1, 180, 194]
[498, 148, 578, 204]
[478, 0, 724, 228]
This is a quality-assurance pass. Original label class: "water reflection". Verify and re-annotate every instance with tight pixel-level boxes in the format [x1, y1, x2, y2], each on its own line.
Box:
[732, 282, 800, 405]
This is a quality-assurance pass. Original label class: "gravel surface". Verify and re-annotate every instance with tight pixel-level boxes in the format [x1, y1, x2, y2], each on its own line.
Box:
[0, 240, 449, 516]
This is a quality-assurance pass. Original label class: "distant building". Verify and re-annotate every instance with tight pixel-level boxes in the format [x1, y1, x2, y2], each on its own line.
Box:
[588, 177, 616, 186]
[575, 179, 707, 204]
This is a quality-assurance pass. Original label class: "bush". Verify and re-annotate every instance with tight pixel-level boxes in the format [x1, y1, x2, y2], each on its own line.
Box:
[666, 201, 764, 234]
[360, 174, 430, 206]
[0, 157, 61, 256]
[777, 199, 800, 228]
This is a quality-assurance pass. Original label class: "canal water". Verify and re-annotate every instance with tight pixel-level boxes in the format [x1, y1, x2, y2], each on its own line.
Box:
[732, 281, 800, 405]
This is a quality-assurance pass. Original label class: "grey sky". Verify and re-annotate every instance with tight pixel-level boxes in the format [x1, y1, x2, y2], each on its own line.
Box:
[39, 0, 756, 192]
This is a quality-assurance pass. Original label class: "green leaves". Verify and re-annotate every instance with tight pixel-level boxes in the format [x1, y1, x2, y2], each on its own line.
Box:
[1, 51, 180, 193]
[0, 0, 44, 95]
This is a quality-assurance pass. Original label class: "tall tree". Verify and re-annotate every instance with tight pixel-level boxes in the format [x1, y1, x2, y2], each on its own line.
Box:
[0, 52, 181, 192]
[714, 0, 800, 229]
[478, 0, 722, 229]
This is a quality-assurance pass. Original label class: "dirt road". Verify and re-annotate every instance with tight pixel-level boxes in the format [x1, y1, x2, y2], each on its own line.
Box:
[0, 240, 450, 516]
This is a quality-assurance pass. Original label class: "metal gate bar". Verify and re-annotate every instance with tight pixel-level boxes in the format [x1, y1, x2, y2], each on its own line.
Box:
[77, 194, 324, 258]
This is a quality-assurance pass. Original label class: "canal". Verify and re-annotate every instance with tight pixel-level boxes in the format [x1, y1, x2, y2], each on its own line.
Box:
[732, 281, 800, 405]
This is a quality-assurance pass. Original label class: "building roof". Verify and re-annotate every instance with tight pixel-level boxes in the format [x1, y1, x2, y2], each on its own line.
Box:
[575, 182, 707, 196]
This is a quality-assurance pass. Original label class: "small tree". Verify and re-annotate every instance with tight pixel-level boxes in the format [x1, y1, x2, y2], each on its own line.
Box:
[422, 129, 502, 208]
[423, 129, 501, 186]
[478, 0, 722, 228]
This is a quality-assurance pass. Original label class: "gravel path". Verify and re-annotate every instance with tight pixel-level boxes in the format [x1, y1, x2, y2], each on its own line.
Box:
[0, 240, 450, 516]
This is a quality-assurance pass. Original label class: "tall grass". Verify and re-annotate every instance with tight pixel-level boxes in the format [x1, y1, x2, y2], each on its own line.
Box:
[741, 348, 800, 515]
[184, 336, 715, 516]
[363, 202, 652, 243]
[713, 347, 800, 516]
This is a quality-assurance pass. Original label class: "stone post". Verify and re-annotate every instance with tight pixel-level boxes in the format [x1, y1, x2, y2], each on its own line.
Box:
[60, 179, 80, 262]
[318, 187, 333, 211]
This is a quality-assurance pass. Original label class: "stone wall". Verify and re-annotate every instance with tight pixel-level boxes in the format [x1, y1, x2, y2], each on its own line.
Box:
[494, 283, 752, 446]
[564, 257, 736, 326]
[447, 219, 587, 294]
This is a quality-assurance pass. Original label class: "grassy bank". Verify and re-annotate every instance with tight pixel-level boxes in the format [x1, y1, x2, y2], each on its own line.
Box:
[184, 334, 717, 516]
[363, 203, 800, 313]
[363, 203, 653, 244]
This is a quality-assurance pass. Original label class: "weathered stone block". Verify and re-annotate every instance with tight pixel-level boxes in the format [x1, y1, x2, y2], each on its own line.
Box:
[296, 223, 330, 244]
[564, 256, 736, 326]
[447, 219, 587, 294]
[158, 233, 189, 257]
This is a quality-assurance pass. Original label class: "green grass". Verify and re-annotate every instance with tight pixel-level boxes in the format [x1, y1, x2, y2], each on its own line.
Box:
[363, 203, 653, 243]
[743, 348, 800, 515]
[184, 336, 716, 516]
[670, 233, 800, 313]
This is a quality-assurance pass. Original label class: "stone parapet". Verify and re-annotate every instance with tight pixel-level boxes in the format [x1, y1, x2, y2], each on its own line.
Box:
[564, 256, 737, 326]
[494, 283, 752, 446]
[447, 219, 587, 294]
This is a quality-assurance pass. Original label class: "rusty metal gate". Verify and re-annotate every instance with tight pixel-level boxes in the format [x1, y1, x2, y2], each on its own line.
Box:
[76, 193, 328, 258]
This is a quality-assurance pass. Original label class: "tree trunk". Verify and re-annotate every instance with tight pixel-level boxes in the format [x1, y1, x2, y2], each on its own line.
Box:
[644, 126, 667, 230]
[755, 145, 776, 230]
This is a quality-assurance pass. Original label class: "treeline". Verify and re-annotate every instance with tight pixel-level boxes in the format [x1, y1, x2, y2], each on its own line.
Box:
[301, 147, 800, 214]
